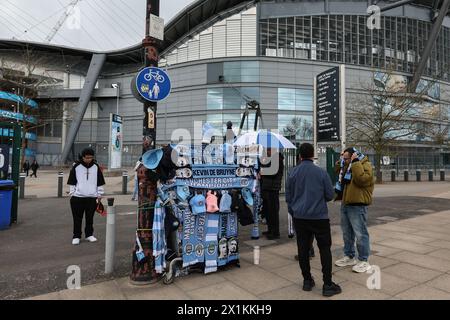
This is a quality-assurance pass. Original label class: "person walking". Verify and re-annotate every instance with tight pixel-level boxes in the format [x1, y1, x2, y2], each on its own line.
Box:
[286, 143, 342, 297]
[30, 160, 39, 178]
[334, 147, 374, 273]
[260, 148, 284, 240]
[22, 160, 30, 177]
[67, 148, 105, 245]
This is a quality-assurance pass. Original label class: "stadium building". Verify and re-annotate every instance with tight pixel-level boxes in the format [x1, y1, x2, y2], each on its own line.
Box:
[0, 0, 449, 168]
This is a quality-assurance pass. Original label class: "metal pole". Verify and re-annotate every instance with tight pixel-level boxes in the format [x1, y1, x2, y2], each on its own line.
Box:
[105, 198, 116, 274]
[440, 169, 445, 181]
[428, 170, 433, 182]
[58, 172, 64, 198]
[391, 170, 396, 182]
[19, 173, 25, 199]
[122, 171, 128, 195]
[116, 85, 120, 115]
[130, 0, 160, 284]
[404, 170, 409, 182]
[416, 169, 421, 182]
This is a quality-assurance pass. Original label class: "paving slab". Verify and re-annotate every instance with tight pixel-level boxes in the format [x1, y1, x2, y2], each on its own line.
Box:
[329, 282, 391, 300]
[425, 274, 450, 294]
[257, 284, 329, 300]
[376, 239, 438, 254]
[382, 263, 443, 283]
[186, 282, 259, 300]
[394, 285, 450, 300]
[57, 280, 126, 300]
[220, 265, 292, 296]
[386, 251, 450, 272]
[427, 248, 450, 262]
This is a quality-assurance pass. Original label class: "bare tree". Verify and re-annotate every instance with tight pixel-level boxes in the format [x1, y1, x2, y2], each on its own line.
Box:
[347, 69, 443, 183]
[0, 47, 60, 166]
[282, 116, 313, 142]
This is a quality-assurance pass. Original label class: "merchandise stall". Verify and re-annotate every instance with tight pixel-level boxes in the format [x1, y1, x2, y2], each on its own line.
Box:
[140, 142, 262, 284]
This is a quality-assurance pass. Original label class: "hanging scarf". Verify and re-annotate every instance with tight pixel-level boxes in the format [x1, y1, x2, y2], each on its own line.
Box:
[204, 213, 220, 274]
[152, 200, 166, 274]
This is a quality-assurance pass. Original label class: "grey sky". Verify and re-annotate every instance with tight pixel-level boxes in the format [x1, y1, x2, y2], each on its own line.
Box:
[0, 0, 194, 51]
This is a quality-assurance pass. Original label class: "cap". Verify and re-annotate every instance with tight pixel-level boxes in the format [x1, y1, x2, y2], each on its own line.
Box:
[206, 191, 219, 213]
[219, 191, 232, 213]
[189, 194, 206, 215]
[176, 185, 191, 202]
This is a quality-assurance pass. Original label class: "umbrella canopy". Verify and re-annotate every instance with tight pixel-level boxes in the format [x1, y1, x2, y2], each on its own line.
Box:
[234, 130, 296, 149]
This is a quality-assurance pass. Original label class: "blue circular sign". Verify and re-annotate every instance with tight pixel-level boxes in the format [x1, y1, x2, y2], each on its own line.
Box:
[135, 67, 171, 102]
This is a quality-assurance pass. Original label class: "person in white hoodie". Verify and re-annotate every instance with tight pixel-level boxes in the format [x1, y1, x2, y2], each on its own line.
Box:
[67, 148, 105, 245]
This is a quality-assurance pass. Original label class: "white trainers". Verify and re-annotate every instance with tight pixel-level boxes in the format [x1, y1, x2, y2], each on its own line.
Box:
[352, 261, 372, 273]
[72, 238, 80, 245]
[86, 236, 98, 243]
[335, 256, 357, 267]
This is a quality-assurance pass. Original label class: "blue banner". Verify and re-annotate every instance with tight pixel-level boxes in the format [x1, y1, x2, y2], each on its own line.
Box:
[0, 109, 37, 124]
[0, 91, 38, 109]
[175, 177, 254, 190]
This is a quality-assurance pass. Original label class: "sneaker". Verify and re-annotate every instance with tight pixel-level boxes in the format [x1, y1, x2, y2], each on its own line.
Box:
[323, 282, 342, 297]
[86, 236, 98, 243]
[335, 256, 357, 267]
[303, 278, 315, 291]
[72, 238, 80, 245]
[352, 261, 372, 273]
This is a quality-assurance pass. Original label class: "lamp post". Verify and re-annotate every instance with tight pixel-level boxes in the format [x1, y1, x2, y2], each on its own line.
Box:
[130, 0, 161, 284]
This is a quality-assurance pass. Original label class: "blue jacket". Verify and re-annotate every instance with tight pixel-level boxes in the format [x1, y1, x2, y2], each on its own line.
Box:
[285, 159, 334, 220]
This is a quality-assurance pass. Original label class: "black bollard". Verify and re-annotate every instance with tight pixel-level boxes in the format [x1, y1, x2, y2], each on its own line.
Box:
[122, 171, 128, 195]
[441, 170, 446, 181]
[416, 170, 421, 182]
[428, 170, 433, 182]
[58, 172, 64, 198]
[391, 170, 396, 182]
[404, 170, 409, 182]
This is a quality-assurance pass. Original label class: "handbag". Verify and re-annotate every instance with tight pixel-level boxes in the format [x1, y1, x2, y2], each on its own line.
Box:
[96, 199, 106, 217]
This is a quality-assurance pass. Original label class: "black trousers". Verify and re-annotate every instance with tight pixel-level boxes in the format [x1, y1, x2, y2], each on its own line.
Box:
[30, 170, 37, 178]
[70, 196, 97, 239]
[293, 218, 333, 286]
[262, 190, 280, 236]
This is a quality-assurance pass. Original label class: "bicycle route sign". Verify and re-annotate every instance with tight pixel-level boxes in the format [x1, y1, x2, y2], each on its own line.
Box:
[135, 67, 171, 102]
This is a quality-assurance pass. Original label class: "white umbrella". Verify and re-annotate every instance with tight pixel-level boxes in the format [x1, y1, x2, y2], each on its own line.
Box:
[234, 130, 296, 149]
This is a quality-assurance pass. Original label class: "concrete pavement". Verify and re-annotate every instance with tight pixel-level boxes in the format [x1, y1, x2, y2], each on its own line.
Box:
[28, 210, 450, 300]
[3, 170, 450, 300]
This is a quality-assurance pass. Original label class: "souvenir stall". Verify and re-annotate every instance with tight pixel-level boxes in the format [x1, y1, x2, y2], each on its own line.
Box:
[141, 142, 262, 284]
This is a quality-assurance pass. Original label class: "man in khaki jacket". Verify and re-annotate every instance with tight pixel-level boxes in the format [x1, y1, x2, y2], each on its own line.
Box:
[334, 147, 374, 273]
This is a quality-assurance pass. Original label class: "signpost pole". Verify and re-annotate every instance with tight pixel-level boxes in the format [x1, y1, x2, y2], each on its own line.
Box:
[313, 76, 318, 161]
[339, 65, 346, 152]
[130, 0, 161, 284]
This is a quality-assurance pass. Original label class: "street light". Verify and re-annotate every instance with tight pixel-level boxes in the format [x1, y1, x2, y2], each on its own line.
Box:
[111, 83, 120, 115]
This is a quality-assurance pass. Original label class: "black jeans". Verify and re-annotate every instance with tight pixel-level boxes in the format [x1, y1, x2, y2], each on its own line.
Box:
[293, 218, 333, 286]
[70, 196, 97, 239]
[262, 190, 280, 236]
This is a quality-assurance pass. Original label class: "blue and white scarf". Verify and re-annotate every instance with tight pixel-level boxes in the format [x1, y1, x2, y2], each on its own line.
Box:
[194, 213, 206, 263]
[227, 212, 239, 263]
[182, 205, 197, 267]
[152, 200, 166, 274]
[204, 213, 220, 274]
[218, 213, 229, 267]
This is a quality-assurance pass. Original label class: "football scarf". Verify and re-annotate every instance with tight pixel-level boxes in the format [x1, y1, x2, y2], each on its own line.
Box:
[227, 212, 239, 263]
[182, 206, 197, 267]
[204, 213, 220, 274]
[217, 213, 229, 267]
[194, 212, 206, 264]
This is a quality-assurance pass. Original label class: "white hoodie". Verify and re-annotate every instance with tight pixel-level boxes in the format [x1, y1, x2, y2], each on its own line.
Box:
[67, 161, 105, 198]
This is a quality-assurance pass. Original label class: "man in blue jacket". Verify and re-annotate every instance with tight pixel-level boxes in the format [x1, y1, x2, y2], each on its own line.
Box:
[286, 143, 341, 297]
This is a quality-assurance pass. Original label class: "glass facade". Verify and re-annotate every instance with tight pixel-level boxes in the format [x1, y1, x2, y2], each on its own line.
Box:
[207, 87, 260, 110]
[278, 88, 313, 111]
[224, 61, 260, 82]
[278, 114, 313, 141]
[260, 15, 450, 81]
